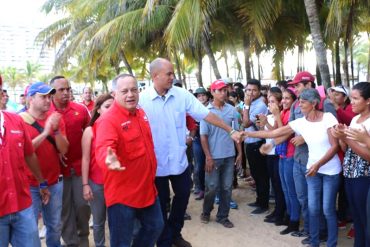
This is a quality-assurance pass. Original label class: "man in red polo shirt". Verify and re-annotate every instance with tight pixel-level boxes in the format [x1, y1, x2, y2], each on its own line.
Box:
[49, 75, 91, 247]
[0, 76, 50, 247]
[95, 74, 164, 247]
[81, 86, 94, 113]
[21, 82, 69, 246]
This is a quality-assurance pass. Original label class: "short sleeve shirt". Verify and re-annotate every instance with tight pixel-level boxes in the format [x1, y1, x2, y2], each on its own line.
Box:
[200, 103, 239, 159]
[289, 112, 341, 175]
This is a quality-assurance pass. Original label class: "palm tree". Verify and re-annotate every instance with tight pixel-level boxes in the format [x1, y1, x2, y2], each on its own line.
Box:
[303, 0, 331, 88]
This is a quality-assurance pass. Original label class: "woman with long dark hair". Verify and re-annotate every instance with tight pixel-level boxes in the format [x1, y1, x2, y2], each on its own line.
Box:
[81, 93, 114, 247]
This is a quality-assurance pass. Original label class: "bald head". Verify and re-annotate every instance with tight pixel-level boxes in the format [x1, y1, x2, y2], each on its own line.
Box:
[149, 58, 175, 95]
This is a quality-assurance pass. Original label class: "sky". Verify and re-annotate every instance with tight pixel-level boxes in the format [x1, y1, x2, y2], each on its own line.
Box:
[0, 0, 61, 26]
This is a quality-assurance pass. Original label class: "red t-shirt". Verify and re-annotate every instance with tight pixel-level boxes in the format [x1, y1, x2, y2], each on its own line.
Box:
[24, 111, 66, 186]
[280, 108, 295, 158]
[337, 103, 356, 126]
[88, 125, 103, 185]
[0, 111, 34, 217]
[81, 100, 94, 113]
[95, 101, 157, 208]
[50, 101, 90, 177]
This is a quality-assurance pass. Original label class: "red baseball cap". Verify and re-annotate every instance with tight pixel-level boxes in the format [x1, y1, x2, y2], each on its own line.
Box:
[210, 79, 228, 91]
[288, 71, 315, 85]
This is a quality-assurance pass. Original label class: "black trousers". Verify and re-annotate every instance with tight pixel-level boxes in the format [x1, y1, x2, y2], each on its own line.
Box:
[245, 141, 270, 208]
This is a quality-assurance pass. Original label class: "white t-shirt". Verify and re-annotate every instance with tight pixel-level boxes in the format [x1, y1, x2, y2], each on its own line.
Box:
[289, 112, 342, 175]
[265, 114, 276, 155]
[349, 114, 370, 147]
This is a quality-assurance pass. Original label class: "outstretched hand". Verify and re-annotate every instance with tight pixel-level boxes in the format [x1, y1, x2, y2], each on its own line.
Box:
[105, 147, 125, 171]
[230, 130, 243, 143]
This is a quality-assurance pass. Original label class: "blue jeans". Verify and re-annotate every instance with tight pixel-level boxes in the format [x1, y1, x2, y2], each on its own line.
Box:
[203, 157, 234, 221]
[279, 157, 300, 221]
[293, 161, 309, 232]
[307, 173, 339, 247]
[89, 180, 106, 247]
[192, 137, 205, 191]
[0, 205, 41, 247]
[108, 197, 164, 247]
[155, 167, 192, 247]
[345, 177, 370, 247]
[30, 181, 63, 247]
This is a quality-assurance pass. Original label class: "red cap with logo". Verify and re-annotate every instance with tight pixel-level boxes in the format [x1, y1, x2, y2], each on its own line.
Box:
[288, 71, 315, 85]
[210, 79, 228, 91]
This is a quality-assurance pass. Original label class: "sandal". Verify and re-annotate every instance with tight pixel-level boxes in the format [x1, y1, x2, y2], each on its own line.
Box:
[217, 218, 234, 228]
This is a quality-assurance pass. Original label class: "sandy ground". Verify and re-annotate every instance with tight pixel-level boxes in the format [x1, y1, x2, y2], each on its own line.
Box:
[41, 179, 354, 247]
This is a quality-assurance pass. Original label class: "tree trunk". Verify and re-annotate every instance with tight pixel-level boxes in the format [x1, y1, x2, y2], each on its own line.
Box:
[331, 48, 335, 85]
[202, 34, 221, 79]
[257, 53, 261, 81]
[173, 52, 182, 81]
[196, 46, 204, 87]
[303, 0, 331, 89]
[120, 49, 133, 75]
[316, 65, 322, 86]
[298, 44, 304, 72]
[343, 39, 349, 86]
[243, 34, 252, 80]
[224, 51, 230, 78]
[350, 43, 355, 84]
[335, 40, 342, 85]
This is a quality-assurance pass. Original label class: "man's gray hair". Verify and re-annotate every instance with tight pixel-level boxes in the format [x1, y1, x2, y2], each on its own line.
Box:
[111, 74, 136, 91]
[299, 88, 321, 108]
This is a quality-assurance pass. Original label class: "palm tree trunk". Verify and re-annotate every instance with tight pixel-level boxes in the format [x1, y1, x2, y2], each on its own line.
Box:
[202, 34, 221, 79]
[331, 48, 335, 84]
[196, 46, 204, 87]
[335, 40, 342, 85]
[303, 0, 331, 89]
[243, 34, 252, 80]
[350, 43, 355, 84]
[257, 53, 261, 81]
[173, 52, 182, 81]
[224, 51, 230, 78]
[120, 49, 133, 75]
[343, 40, 349, 86]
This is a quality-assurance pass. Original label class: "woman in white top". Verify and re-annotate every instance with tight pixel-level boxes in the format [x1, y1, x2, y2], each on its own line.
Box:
[332, 81, 370, 247]
[243, 88, 341, 247]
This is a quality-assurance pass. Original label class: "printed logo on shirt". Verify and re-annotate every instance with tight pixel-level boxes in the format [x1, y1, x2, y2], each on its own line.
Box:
[143, 115, 149, 122]
[10, 130, 23, 134]
[74, 111, 79, 116]
[121, 121, 131, 130]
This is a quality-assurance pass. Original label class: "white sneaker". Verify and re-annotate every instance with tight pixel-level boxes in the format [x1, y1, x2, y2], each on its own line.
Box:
[39, 225, 46, 239]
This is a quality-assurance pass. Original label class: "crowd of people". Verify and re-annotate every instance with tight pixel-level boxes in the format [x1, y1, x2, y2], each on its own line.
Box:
[0, 58, 369, 247]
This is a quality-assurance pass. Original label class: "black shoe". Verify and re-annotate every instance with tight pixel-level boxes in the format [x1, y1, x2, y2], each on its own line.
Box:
[247, 202, 260, 207]
[301, 237, 310, 245]
[291, 229, 309, 237]
[250, 207, 268, 215]
[172, 236, 192, 247]
[184, 212, 191, 221]
[263, 217, 276, 223]
[274, 218, 287, 226]
[200, 213, 210, 224]
[280, 221, 299, 235]
[265, 211, 276, 219]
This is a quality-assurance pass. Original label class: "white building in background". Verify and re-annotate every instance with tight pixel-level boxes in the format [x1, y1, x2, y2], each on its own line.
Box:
[0, 24, 55, 73]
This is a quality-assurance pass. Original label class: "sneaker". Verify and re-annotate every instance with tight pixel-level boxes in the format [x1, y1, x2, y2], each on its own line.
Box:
[338, 220, 347, 229]
[291, 229, 309, 238]
[247, 202, 259, 207]
[214, 196, 220, 205]
[195, 191, 204, 200]
[184, 212, 191, 221]
[230, 200, 238, 209]
[347, 225, 355, 239]
[172, 236, 192, 247]
[250, 207, 268, 215]
[200, 213, 210, 224]
[301, 237, 310, 245]
[39, 225, 46, 239]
